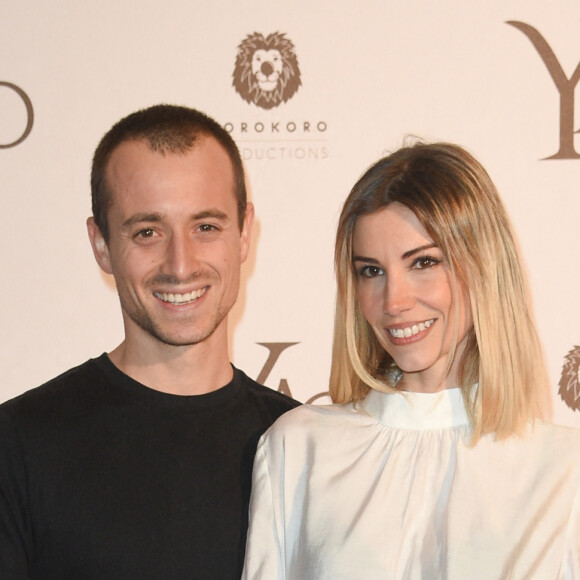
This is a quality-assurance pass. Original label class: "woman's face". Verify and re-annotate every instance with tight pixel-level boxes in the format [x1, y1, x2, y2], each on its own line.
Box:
[352, 202, 473, 392]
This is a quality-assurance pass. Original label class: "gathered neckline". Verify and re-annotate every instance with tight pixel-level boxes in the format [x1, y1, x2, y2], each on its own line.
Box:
[360, 387, 470, 430]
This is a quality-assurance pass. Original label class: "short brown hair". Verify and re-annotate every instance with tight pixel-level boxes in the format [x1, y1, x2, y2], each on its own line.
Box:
[91, 104, 246, 243]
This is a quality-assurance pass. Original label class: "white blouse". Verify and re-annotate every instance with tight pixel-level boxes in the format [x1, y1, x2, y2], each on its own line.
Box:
[242, 388, 580, 579]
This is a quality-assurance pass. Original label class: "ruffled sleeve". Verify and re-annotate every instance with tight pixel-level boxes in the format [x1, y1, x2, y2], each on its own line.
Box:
[559, 483, 580, 579]
[242, 437, 285, 580]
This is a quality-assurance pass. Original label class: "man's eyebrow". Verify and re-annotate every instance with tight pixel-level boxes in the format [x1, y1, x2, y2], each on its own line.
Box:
[121, 209, 230, 230]
[121, 213, 162, 230]
[402, 243, 438, 260]
[192, 209, 229, 221]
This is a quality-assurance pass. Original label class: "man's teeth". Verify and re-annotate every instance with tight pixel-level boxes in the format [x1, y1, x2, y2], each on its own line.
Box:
[154, 287, 206, 304]
[388, 319, 435, 338]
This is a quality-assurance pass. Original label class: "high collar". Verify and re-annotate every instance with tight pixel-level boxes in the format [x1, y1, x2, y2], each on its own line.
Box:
[360, 387, 470, 430]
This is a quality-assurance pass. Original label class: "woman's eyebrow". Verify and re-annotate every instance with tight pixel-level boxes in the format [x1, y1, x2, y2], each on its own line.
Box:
[401, 243, 438, 260]
[353, 244, 438, 263]
[352, 255, 380, 264]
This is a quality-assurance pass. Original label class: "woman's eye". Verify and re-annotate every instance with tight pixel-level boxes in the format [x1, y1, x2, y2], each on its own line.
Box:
[359, 265, 383, 278]
[413, 256, 441, 270]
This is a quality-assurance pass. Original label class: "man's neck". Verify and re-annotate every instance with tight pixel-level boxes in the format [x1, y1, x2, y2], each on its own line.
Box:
[108, 332, 233, 396]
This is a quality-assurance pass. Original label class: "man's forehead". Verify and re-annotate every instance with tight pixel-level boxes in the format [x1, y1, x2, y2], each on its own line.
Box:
[106, 135, 232, 174]
[106, 137, 234, 188]
[105, 137, 237, 214]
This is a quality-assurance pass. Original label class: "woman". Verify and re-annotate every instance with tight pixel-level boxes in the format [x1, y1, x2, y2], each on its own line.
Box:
[242, 143, 580, 579]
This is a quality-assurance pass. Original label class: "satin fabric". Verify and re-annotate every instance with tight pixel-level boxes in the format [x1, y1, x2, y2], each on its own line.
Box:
[242, 388, 580, 579]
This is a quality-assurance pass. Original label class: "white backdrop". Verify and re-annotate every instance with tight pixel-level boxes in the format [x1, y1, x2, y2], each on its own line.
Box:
[1, 1, 579, 427]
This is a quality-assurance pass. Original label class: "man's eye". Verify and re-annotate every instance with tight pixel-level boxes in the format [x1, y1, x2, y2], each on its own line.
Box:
[136, 228, 155, 239]
[199, 224, 217, 233]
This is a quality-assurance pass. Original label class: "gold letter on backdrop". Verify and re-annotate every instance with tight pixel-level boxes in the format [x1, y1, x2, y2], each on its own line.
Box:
[0, 82, 34, 149]
[256, 342, 299, 396]
[507, 21, 580, 159]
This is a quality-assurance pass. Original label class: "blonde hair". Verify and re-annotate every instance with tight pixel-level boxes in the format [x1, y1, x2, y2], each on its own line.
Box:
[330, 142, 549, 441]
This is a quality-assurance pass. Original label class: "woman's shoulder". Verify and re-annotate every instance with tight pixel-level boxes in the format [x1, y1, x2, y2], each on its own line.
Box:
[530, 420, 580, 453]
[271, 400, 357, 426]
[478, 419, 580, 470]
[260, 400, 366, 443]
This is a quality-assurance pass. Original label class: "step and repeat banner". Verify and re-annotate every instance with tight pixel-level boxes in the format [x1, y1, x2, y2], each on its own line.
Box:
[1, 1, 579, 426]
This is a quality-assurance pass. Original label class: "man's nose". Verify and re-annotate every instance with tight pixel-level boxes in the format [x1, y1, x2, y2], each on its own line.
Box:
[161, 232, 200, 280]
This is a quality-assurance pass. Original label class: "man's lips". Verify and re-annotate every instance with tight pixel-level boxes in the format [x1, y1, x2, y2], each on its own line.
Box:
[387, 318, 435, 339]
[153, 287, 207, 305]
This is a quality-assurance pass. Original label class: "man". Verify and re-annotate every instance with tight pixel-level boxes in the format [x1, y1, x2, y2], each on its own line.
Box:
[0, 104, 298, 579]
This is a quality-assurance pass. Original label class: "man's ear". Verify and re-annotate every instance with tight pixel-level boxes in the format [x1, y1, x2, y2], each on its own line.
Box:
[86, 217, 113, 274]
[240, 202, 255, 264]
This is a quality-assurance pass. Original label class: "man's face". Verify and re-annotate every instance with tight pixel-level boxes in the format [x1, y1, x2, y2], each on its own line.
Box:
[87, 137, 253, 351]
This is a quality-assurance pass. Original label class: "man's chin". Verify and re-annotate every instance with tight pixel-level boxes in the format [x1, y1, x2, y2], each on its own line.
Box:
[126, 308, 229, 349]
[148, 329, 215, 348]
[145, 320, 224, 348]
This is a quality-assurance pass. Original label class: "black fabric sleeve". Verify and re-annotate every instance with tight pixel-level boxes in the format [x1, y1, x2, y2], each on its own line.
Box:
[0, 410, 32, 579]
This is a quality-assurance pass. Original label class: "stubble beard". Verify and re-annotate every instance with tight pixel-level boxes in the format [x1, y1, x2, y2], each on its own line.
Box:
[119, 269, 240, 348]
[128, 302, 232, 347]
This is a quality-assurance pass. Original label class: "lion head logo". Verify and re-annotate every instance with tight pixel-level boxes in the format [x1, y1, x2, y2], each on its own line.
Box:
[558, 345, 580, 412]
[233, 32, 301, 110]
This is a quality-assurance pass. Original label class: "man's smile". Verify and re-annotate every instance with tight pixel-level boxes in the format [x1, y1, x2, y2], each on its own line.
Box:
[153, 287, 207, 305]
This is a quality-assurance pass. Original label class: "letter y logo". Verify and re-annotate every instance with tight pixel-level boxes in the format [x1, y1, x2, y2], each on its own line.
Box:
[507, 21, 580, 159]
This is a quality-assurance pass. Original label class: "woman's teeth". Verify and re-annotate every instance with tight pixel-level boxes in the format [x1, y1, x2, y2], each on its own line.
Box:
[388, 319, 434, 338]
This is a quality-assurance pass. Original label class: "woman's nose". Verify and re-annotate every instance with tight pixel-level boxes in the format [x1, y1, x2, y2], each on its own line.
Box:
[382, 275, 414, 316]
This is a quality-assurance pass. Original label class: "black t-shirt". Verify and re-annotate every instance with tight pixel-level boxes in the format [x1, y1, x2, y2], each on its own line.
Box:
[0, 355, 299, 579]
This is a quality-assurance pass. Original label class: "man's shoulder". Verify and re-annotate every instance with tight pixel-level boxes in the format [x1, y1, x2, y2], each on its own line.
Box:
[0, 355, 106, 419]
[233, 366, 300, 415]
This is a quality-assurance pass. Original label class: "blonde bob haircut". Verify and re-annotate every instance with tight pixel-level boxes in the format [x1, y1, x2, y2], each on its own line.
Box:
[330, 142, 549, 441]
